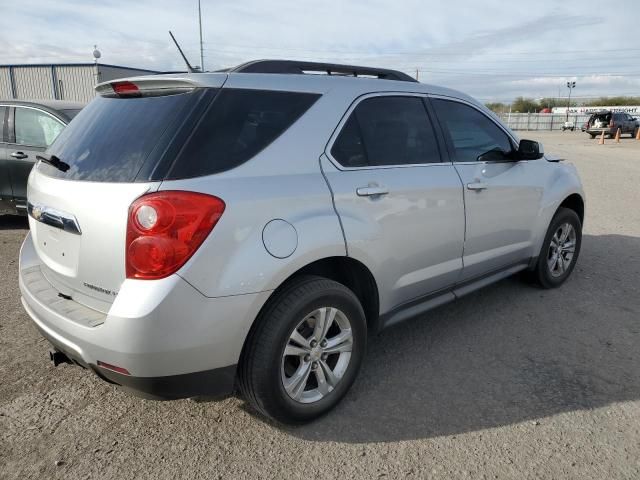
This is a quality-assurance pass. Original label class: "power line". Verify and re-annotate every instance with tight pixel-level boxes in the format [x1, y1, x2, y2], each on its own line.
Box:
[185, 42, 640, 57]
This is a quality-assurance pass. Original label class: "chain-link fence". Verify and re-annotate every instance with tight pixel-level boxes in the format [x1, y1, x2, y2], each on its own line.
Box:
[496, 113, 591, 131]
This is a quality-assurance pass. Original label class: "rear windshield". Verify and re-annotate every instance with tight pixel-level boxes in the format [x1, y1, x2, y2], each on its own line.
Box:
[38, 88, 320, 183]
[38, 91, 203, 182]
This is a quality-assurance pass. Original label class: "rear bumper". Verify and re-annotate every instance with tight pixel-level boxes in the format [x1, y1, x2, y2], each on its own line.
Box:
[586, 128, 614, 135]
[19, 232, 271, 399]
[95, 363, 237, 400]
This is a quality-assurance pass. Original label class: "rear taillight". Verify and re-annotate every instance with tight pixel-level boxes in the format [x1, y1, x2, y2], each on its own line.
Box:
[126, 191, 225, 279]
[609, 118, 615, 128]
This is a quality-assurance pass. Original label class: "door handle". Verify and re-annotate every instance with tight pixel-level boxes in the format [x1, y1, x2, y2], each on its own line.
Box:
[467, 182, 488, 191]
[11, 151, 28, 159]
[356, 185, 389, 197]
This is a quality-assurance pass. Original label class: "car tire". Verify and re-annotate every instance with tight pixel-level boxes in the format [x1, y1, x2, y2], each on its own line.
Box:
[532, 207, 582, 289]
[238, 275, 367, 424]
[589, 134, 596, 139]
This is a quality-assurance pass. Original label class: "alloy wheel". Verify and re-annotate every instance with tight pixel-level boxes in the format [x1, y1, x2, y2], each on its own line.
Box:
[281, 307, 353, 404]
[547, 222, 577, 278]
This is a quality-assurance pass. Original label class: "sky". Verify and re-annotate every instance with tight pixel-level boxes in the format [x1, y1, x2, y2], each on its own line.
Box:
[1, 0, 639, 103]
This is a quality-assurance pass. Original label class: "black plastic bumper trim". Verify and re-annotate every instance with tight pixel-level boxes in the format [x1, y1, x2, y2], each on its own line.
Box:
[93, 364, 237, 400]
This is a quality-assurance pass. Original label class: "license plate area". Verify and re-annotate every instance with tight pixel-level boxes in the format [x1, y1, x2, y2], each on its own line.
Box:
[30, 222, 81, 277]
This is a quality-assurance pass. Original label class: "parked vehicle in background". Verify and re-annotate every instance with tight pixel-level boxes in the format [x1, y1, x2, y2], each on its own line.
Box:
[562, 121, 575, 131]
[0, 100, 84, 215]
[584, 110, 639, 139]
[19, 60, 585, 424]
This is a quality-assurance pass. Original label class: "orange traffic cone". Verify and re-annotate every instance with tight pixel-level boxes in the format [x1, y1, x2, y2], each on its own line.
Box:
[636, 128, 640, 141]
[598, 130, 605, 145]
[615, 128, 621, 143]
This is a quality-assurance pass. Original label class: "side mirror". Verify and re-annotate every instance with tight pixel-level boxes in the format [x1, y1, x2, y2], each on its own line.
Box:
[516, 139, 544, 160]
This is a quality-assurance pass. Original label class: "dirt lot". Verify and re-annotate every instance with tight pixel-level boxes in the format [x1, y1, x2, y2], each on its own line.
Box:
[1, 131, 639, 479]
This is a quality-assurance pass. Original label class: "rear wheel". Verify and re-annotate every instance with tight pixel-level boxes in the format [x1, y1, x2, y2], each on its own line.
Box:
[238, 276, 367, 424]
[532, 208, 582, 288]
[589, 134, 596, 139]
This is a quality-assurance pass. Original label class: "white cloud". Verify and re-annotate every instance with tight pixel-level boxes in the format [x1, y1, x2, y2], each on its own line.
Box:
[1, 0, 638, 100]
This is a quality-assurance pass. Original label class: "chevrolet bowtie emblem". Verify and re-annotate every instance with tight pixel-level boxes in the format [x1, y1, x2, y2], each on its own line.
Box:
[32, 205, 43, 221]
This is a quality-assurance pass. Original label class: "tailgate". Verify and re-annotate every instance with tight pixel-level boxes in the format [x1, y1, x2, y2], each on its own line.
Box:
[27, 170, 159, 313]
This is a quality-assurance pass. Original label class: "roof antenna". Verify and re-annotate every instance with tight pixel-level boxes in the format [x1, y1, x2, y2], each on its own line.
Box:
[169, 30, 196, 73]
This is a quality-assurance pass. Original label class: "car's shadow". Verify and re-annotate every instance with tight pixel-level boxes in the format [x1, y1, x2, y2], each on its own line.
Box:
[267, 233, 640, 443]
[0, 215, 29, 230]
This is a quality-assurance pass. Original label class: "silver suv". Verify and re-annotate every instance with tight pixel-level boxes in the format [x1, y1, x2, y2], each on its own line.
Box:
[19, 60, 585, 423]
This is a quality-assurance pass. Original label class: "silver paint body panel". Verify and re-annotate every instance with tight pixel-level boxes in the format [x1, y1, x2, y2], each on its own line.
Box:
[19, 71, 585, 379]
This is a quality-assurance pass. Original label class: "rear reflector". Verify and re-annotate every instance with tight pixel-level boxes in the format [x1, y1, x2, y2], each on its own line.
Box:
[97, 361, 131, 376]
[126, 191, 225, 280]
[111, 81, 141, 97]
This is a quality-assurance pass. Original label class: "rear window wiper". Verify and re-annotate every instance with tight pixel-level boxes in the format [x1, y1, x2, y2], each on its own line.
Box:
[36, 154, 70, 173]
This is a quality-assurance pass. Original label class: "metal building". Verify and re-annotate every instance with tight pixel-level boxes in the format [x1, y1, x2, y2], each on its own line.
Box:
[0, 63, 158, 103]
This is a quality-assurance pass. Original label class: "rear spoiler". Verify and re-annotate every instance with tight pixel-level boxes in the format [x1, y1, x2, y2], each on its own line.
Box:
[95, 78, 200, 97]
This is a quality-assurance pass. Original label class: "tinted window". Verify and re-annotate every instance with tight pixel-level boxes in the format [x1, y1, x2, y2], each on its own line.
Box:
[15, 107, 65, 148]
[432, 99, 512, 162]
[168, 89, 320, 179]
[60, 108, 82, 119]
[38, 91, 202, 182]
[331, 96, 440, 167]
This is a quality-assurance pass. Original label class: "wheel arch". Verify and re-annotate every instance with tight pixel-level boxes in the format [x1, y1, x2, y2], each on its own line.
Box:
[557, 193, 584, 225]
[237, 256, 380, 375]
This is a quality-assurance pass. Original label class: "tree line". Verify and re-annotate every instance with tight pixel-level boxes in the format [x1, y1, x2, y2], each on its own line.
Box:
[486, 96, 640, 114]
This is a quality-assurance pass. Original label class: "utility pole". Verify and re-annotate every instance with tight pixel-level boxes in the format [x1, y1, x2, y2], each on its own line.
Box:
[92, 45, 101, 86]
[415, 68, 419, 81]
[566, 81, 576, 122]
[198, 0, 204, 72]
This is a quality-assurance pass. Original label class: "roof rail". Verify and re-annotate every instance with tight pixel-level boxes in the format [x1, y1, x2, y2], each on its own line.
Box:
[228, 60, 418, 83]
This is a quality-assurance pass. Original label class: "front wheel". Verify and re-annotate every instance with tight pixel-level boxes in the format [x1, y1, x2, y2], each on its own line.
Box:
[532, 207, 582, 288]
[238, 276, 367, 424]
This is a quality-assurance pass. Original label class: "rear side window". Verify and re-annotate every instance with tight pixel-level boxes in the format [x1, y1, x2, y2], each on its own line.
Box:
[15, 107, 65, 148]
[167, 89, 320, 179]
[331, 96, 440, 168]
[432, 99, 512, 162]
[38, 91, 203, 182]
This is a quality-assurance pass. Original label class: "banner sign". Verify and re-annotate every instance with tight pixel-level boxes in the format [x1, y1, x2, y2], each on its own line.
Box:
[552, 106, 640, 115]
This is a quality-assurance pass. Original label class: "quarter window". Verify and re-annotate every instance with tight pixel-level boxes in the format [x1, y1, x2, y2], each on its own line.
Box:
[168, 89, 320, 179]
[432, 99, 512, 162]
[331, 96, 440, 167]
[15, 107, 65, 148]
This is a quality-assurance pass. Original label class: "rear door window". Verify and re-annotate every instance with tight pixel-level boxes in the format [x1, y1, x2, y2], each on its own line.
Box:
[331, 96, 441, 167]
[15, 107, 65, 148]
[167, 89, 320, 179]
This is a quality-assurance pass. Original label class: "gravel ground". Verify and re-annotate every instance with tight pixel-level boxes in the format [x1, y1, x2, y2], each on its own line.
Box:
[1, 131, 639, 479]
